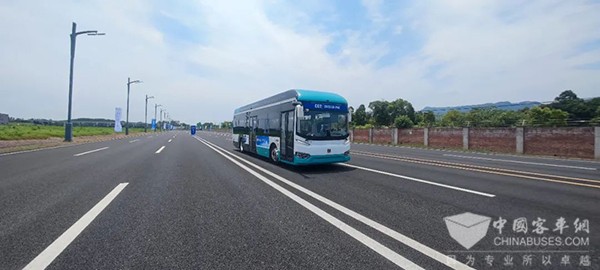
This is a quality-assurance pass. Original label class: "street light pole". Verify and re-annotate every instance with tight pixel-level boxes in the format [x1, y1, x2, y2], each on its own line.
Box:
[144, 94, 154, 132]
[126, 77, 142, 135]
[160, 108, 164, 132]
[65, 22, 104, 142]
[154, 104, 161, 132]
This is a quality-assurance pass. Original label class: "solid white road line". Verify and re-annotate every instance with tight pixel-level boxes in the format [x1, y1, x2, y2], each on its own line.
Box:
[73, 147, 109, 157]
[195, 138, 424, 269]
[342, 163, 496, 198]
[129, 139, 140, 143]
[197, 137, 474, 270]
[155, 146, 166, 154]
[443, 154, 597, 171]
[168, 139, 172, 143]
[23, 183, 129, 270]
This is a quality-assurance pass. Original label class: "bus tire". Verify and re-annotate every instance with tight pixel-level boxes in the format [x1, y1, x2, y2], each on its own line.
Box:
[270, 144, 278, 163]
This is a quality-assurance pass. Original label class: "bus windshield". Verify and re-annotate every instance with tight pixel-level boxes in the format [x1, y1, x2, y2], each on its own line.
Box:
[297, 110, 349, 140]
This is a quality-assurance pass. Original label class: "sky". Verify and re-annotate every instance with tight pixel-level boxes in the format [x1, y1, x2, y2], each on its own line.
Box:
[1, 0, 599, 125]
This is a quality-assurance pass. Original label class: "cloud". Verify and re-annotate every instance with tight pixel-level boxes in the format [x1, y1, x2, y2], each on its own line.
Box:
[1, 0, 599, 125]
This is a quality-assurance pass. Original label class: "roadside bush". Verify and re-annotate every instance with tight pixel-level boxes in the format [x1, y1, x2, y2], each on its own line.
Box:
[394, 115, 414, 128]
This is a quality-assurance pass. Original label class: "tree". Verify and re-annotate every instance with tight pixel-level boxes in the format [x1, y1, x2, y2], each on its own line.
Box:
[388, 98, 416, 123]
[414, 111, 435, 127]
[368, 100, 391, 127]
[555, 90, 579, 103]
[220, 121, 232, 129]
[547, 90, 593, 120]
[496, 110, 523, 127]
[422, 111, 436, 126]
[440, 110, 465, 127]
[353, 104, 368, 126]
[526, 106, 568, 127]
[394, 115, 414, 128]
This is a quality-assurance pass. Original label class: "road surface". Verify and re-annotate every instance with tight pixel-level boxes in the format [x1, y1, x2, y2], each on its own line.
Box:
[1, 130, 598, 269]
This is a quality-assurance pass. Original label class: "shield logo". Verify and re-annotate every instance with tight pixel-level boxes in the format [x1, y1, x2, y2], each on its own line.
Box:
[444, 212, 491, 250]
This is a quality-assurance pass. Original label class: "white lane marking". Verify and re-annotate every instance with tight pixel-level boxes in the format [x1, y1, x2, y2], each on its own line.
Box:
[168, 139, 172, 143]
[129, 139, 140, 143]
[443, 154, 597, 171]
[0, 145, 70, 157]
[197, 137, 473, 270]
[23, 183, 128, 270]
[195, 138, 424, 269]
[73, 147, 109, 157]
[155, 146, 166, 154]
[342, 163, 495, 198]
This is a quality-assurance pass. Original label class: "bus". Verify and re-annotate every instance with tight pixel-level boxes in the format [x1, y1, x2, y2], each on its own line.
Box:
[233, 89, 351, 165]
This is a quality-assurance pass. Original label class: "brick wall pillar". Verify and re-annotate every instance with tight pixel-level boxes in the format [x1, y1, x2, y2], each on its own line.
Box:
[424, 127, 429, 147]
[393, 128, 398, 145]
[463, 127, 469, 150]
[516, 127, 524, 154]
[595, 127, 600, 160]
[369, 128, 373, 144]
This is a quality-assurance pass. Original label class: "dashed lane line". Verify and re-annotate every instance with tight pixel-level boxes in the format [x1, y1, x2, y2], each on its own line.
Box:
[23, 183, 129, 270]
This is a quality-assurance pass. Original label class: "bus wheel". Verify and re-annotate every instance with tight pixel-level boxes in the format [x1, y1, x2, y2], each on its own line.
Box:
[270, 145, 278, 163]
[239, 137, 244, 152]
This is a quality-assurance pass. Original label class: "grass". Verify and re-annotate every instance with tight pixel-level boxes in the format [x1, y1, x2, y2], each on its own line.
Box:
[0, 124, 144, 140]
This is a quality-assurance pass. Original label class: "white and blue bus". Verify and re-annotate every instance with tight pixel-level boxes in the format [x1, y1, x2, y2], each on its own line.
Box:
[233, 89, 351, 165]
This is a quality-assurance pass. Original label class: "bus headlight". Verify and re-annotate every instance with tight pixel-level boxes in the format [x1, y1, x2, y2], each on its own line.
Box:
[295, 152, 311, 159]
[344, 150, 350, 156]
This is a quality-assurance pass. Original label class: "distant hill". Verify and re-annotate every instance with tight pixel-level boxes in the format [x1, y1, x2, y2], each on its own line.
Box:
[422, 101, 542, 115]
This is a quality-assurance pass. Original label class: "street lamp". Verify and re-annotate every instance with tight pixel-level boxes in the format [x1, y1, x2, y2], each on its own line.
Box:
[165, 112, 169, 130]
[154, 104, 162, 132]
[160, 108, 165, 132]
[144, 94, 154, 132]
[126, 77, 142, 135]
[65, 22, 105, 142]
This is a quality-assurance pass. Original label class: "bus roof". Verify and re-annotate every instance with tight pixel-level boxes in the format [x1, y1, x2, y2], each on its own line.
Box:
[234, 89, 347, 114]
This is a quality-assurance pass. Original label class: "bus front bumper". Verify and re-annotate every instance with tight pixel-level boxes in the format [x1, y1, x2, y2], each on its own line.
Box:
[292, 154, 350, 165]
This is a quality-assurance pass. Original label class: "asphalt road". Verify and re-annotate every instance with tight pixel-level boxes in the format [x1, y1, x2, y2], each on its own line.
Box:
[0, 131, 598, 269]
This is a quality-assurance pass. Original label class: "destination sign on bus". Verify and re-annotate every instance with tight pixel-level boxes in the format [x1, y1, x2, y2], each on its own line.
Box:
[303, 102, 348, 112]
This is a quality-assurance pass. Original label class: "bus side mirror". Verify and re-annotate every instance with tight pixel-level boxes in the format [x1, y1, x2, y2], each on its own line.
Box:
[296, 105, 304, 118]
[348, 107, 353, 123]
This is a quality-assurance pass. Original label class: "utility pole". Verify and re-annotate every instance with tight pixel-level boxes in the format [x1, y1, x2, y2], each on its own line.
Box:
[144, 94, 154, 132]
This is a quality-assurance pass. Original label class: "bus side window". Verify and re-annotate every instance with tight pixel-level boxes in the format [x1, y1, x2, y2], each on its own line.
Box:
[264, 119, 269, 134]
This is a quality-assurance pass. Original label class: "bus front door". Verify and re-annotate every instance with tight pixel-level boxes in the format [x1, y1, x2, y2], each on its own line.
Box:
[280, 111, 294, 162]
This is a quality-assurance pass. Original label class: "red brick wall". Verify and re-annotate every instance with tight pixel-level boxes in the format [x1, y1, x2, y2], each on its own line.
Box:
[398, 128, 424, 145]
[372, 129, 393, 144]
[352, 127, 595, 159]
[428, 128, 463, 148]
[469, 128, 516, 153]
[524, 127, 595, 158]
[352, 129, 369, 143]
